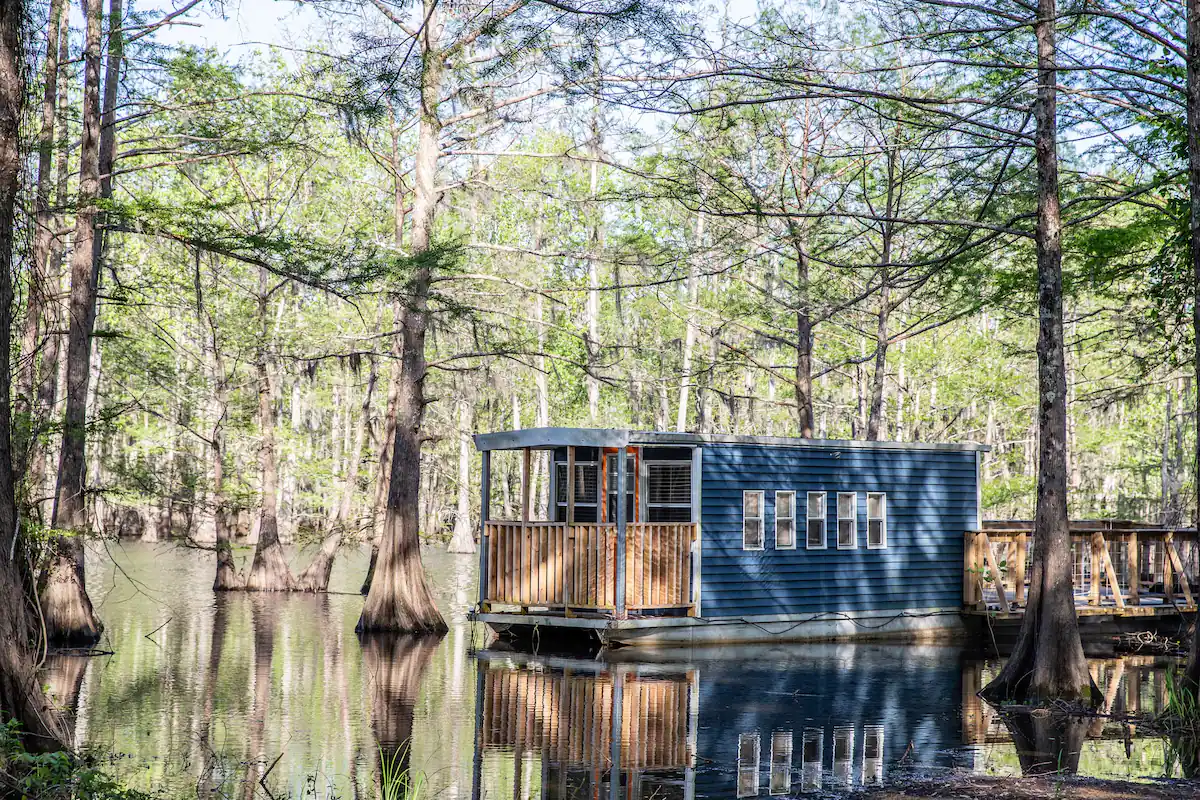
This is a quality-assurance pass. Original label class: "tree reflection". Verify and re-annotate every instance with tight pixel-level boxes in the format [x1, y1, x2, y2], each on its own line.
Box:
[997, 709, 1089, 776]
[197, 594, 231, 795]
[243, 595, 278, 800]
[42, 654, 88, 747]
[360, 633, 442, 798]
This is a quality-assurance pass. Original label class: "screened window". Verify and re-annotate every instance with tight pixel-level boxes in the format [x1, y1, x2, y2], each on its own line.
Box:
[775, 491, 796, 550]
[806, 492, 826, 550]
[555, 461, 598, 522]
[837, 492, 857, 550]
[867, 492, 887, 549]
[769, 731, 792, 795]
[647, 461, 692, 522]
[743, 491, 765, 550]
[737, 732, 760, 798]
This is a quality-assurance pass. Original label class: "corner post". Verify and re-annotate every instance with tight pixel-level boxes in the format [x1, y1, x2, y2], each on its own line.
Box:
[690, 446, 703, 616]
[615, 445, 628, 618]
[478, 449, 491, 611]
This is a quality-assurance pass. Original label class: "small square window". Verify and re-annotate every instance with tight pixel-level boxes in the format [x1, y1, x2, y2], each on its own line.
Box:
[775, 491, 796, 550]
[837, 492, 857, 550]
[806, 492, 826, 549]
[867, 493, 887, 549]
[743, 491, 765, 551]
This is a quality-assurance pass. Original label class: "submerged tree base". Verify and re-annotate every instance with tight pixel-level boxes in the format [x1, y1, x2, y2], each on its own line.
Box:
[40, 543, 103, 647]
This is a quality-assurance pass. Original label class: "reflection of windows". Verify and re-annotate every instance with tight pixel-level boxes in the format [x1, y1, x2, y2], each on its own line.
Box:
[775, 492, 796, 550]
[801, 728, 822, 792]
[556, 461, 599, 522]
[647, 461, 692, 522]
[837, 493, 857, 549]
[743, 491, 765, 551]
[806, 492, 826, 550]
[862, 725, 884, 785]
[867, 493, 887, 549]
[769, 731, 792, 795]
[833, 726, 854, 784]
[737, 732, 760, 797]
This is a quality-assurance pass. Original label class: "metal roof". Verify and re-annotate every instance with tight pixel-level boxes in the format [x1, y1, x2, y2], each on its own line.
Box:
[472, 426, 989, 452]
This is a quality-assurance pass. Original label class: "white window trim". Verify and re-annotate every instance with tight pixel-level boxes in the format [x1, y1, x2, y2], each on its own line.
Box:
[774, 490, 796, 550]
[805, 491, 827, 550]
[836, 492, 858, 550]
[867, 492, 888, 550]
[743, 490, 765, 551]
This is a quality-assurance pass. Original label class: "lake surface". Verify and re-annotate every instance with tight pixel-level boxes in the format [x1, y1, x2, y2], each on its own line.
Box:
[44, 541, 1194, 798]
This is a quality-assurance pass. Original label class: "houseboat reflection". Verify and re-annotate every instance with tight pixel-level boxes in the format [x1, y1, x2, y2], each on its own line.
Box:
[471, 646, 1188, 799]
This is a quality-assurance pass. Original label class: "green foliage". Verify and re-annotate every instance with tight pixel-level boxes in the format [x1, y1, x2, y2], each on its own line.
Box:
[0, 721, 148, 800]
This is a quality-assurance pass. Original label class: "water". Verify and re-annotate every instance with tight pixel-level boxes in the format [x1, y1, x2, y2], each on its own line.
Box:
[44, 542, 1193, 799]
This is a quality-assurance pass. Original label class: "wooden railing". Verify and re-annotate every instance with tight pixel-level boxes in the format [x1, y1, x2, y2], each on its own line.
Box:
[964, 522, 1199, 612]
[483, 521, 696, 614]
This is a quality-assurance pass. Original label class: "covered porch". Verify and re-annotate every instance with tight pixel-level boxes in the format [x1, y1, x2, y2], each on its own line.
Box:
[474, 428, 701, 619]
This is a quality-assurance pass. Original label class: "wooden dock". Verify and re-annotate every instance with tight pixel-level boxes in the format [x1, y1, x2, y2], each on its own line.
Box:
[964, 520, 1199, 618]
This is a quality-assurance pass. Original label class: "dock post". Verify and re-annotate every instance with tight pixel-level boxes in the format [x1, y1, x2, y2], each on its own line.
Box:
[478, 450, 491, 611]
[615, 446, 628, 619]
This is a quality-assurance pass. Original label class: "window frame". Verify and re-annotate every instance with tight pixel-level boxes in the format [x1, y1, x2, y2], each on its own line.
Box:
[805, 491, 827, 550]
[836, 492, 858, 550]
[867, 492, 888, 550]
[644, 459, 692, 522]
[774, 490, 796, 550]
[743, 490, 765, 551]
[555, 459, 601, 516]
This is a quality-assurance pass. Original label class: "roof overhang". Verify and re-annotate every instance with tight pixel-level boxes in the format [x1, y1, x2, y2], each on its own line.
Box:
[473, 426, 990, 453]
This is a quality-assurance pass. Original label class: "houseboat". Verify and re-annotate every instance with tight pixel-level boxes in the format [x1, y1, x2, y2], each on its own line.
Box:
[470, 427, 985, 647]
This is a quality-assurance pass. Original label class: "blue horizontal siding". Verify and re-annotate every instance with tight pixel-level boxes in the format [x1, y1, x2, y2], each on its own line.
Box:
[700, 443, 976, 618]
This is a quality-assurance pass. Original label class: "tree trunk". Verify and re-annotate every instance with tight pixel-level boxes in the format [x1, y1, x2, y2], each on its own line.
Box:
[358, 1, 447, 633]
[295, 360, 377, 593]
[335, 356, 377, 531]
[677, 211, 702, 432]
[584, 114, 603, 422]
[244, 268, 293, 591]
[45, 0, 108, 646]
[1184, 0, 1200, 694]
[448, 396, 476, 553]
[983, 0, 1094, 704]
[362, 311, 401, 596]
[28, 22, 71, 524]
[14, 0, 64, 482]
[0, 0, 66, 748]
[866, 277, 890, 441]
[794, 251, 814, 439]
[195, 252, 239, 590]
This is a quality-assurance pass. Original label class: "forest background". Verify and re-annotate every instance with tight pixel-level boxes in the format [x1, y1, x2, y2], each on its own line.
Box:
[13, 0, 1196, 567]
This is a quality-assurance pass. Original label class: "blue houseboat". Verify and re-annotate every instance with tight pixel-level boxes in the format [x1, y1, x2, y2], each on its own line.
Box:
[470, 427, 985, 647]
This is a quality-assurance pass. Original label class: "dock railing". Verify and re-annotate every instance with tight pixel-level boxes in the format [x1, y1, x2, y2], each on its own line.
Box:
[482, 520, 696, 615]
[964, 521, 1199, 613]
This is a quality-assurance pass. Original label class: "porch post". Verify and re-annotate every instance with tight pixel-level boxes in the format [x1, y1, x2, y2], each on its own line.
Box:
[691, 446, 703, 616]
[478, 449, 491, 610]
[608, 668, 625, 800]
[615, 445, 628, 618]
[566, 446, 576, 524]
[521, 447, 531, 523]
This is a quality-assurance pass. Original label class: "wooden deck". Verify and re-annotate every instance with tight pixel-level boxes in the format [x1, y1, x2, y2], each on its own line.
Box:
[964, 521, 1199, 618]
[482, 521, 696, 615]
